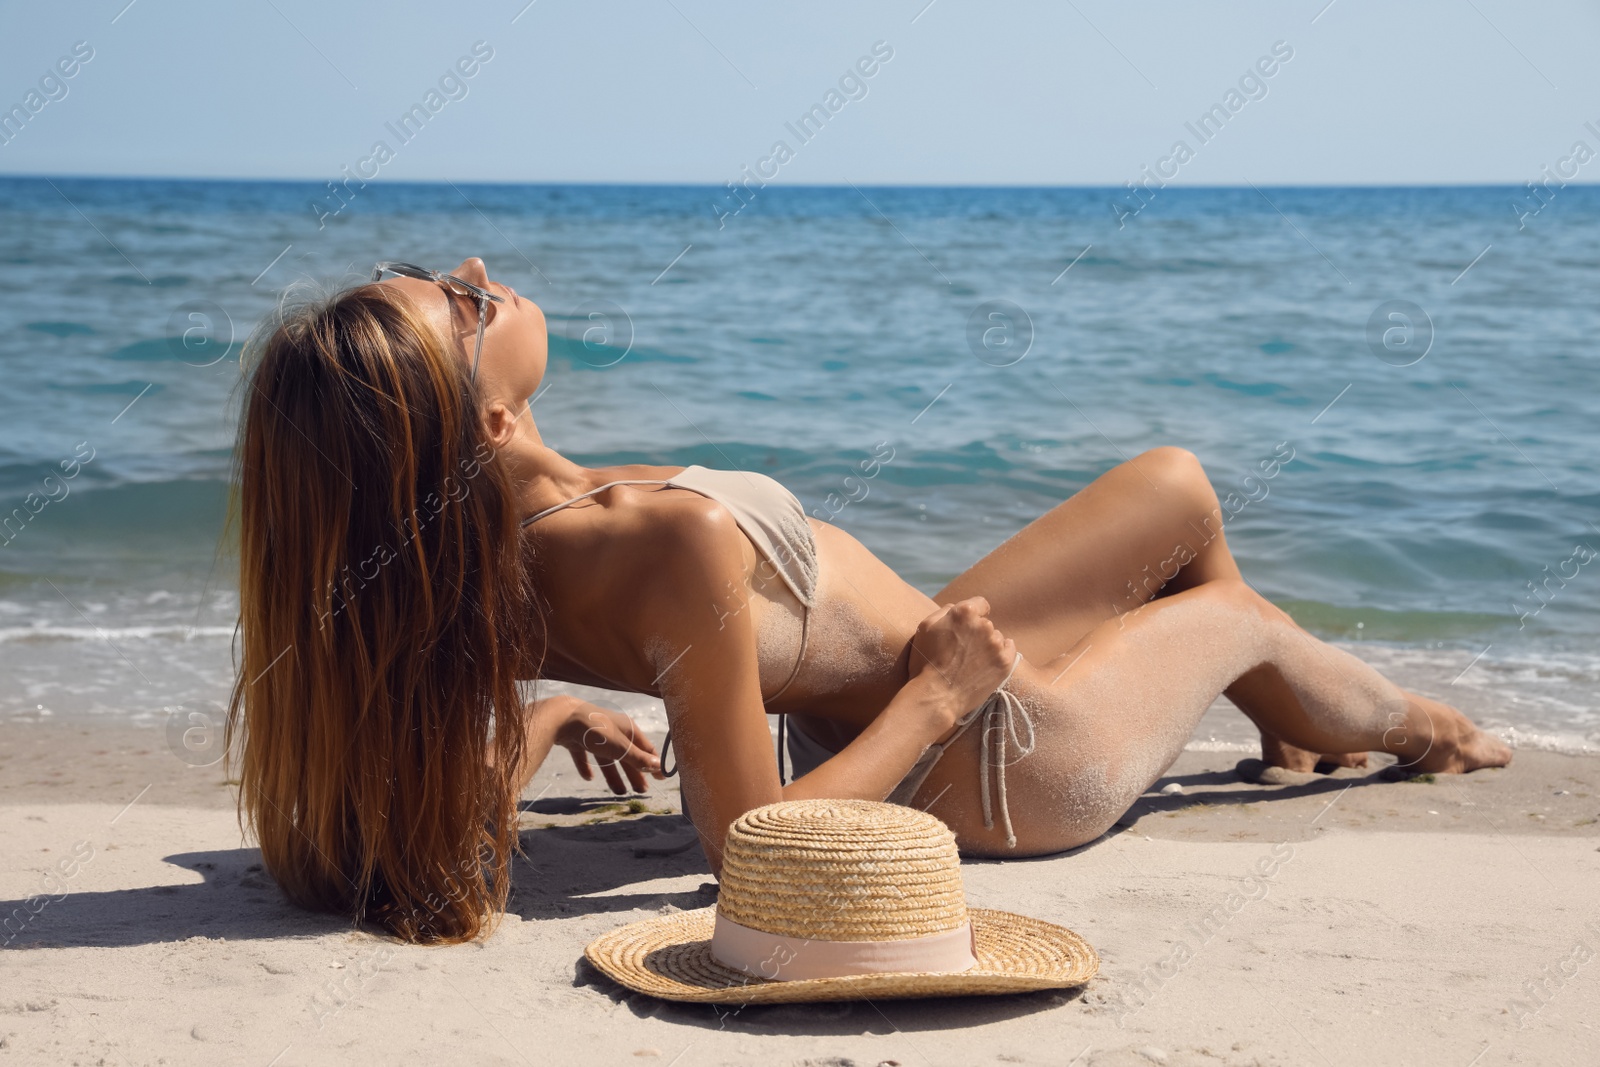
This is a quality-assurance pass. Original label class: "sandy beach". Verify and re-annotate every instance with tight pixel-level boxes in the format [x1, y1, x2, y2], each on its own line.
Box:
[3, 719, 1596, 1067]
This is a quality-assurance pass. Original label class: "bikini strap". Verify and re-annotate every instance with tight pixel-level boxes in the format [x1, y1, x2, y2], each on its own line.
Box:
[777, 714, 788, 786]
[767, 607, 809, 787]
[763, 607, 808, 706]
[520, 478, 671, 528]
[659, 728, 678, 778]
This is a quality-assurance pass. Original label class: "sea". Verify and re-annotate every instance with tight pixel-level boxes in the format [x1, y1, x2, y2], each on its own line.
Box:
[1, 178, 1596, 753]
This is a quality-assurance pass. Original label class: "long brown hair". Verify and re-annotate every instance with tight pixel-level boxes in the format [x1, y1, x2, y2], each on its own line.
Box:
[227, 282, 536, 943]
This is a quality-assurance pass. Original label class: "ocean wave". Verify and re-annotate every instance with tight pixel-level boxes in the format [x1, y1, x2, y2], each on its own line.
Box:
[1272, 600, 1512, 642]
[0, 624, 235, 644]
[0, 475, 232, 546]
[544, 330, 695, 370]
[1182, 731, 1599, 756]
[1182, 739, 1259, 754]
[1498, 727, 1600, 756]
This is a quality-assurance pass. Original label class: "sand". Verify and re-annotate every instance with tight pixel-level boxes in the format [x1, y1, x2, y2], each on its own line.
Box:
[2, 719, 1598, 1066]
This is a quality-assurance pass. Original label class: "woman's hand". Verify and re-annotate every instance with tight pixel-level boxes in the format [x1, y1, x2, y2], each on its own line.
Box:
[554, 702, 664, 795]
[907, 597, 1018, 732]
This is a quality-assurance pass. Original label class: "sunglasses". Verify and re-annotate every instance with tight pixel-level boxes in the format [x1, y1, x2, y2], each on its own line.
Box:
[371, 261, 505, 379]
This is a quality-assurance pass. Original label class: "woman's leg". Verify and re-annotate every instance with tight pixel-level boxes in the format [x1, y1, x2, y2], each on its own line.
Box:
[935, 446, 1373, 770]
[934, 446, 1239, 658]
[918, 579, 1511, 857]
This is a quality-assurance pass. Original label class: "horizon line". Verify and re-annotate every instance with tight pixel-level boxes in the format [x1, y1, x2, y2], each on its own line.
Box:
[0, 172, 1591, 192]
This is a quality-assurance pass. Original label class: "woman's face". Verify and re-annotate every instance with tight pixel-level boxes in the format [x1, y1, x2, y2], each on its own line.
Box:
[379, 257, 548, 408]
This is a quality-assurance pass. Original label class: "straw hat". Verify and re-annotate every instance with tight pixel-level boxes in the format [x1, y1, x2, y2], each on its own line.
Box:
[584, 798, 1098, 1003]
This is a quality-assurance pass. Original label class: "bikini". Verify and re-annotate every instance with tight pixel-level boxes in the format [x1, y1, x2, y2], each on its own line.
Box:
[520, 465, 1034, 847]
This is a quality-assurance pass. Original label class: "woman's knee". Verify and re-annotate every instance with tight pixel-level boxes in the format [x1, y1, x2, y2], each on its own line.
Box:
[1133, 446, 1217, 508]
[1188, 575, 1256, 610]
[1118, 448, 1229, 582]
[1194, 578, 1292, 632]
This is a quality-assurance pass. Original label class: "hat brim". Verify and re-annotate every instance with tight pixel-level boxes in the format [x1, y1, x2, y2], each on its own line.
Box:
[584, 907, 1098, 1004]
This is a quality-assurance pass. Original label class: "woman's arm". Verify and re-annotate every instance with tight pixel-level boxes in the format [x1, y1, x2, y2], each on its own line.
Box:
[777, 674, 956, 801]
[630, 504, 782, 872]
[629, 503, 1015, 869]
[779, 599, 1019, 802]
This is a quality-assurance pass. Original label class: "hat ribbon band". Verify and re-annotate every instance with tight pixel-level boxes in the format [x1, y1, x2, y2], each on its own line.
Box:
[710, 912, 978, 982]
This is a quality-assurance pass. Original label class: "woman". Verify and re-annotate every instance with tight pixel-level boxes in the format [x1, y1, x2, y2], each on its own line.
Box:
[228, 257, 1510, 944]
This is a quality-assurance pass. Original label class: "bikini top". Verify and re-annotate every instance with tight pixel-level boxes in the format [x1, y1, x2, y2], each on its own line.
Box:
[521, 464, 820, 780]
[520, 465, 819, 609]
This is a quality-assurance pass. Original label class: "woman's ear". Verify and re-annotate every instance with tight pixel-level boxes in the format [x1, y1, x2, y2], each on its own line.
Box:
[481, 400, 522, 449]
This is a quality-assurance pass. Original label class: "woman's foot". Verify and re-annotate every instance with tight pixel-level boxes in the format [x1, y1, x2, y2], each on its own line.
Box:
[1256, 690, 1510, 776]
[1386, 691, 1513, 774]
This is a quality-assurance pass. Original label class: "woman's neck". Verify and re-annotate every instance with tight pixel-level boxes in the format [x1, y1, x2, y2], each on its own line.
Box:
[497, 421, 598, 519]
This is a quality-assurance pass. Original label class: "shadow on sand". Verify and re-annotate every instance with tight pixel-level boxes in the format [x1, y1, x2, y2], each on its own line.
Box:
[0, 799, 710, 951]
[1116, 762, 1389, 828]
[0, 771, 1376, 966]
[573, 952, 1087, 1035]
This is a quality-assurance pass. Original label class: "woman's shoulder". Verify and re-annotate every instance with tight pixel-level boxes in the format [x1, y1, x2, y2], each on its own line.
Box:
[527, 484, 759, 687]
[526, 484, 750, 605]
[528, 478, 734, 546]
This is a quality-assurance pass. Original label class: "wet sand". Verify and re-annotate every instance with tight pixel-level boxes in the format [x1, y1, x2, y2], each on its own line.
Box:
[2, 719, 1597, 1066]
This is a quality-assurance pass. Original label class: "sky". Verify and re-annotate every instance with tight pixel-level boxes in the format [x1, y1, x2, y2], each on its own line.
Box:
[1, 0, 1598, 186]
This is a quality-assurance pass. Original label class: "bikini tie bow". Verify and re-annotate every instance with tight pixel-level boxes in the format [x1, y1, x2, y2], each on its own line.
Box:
[950, 651, 1036, 849]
